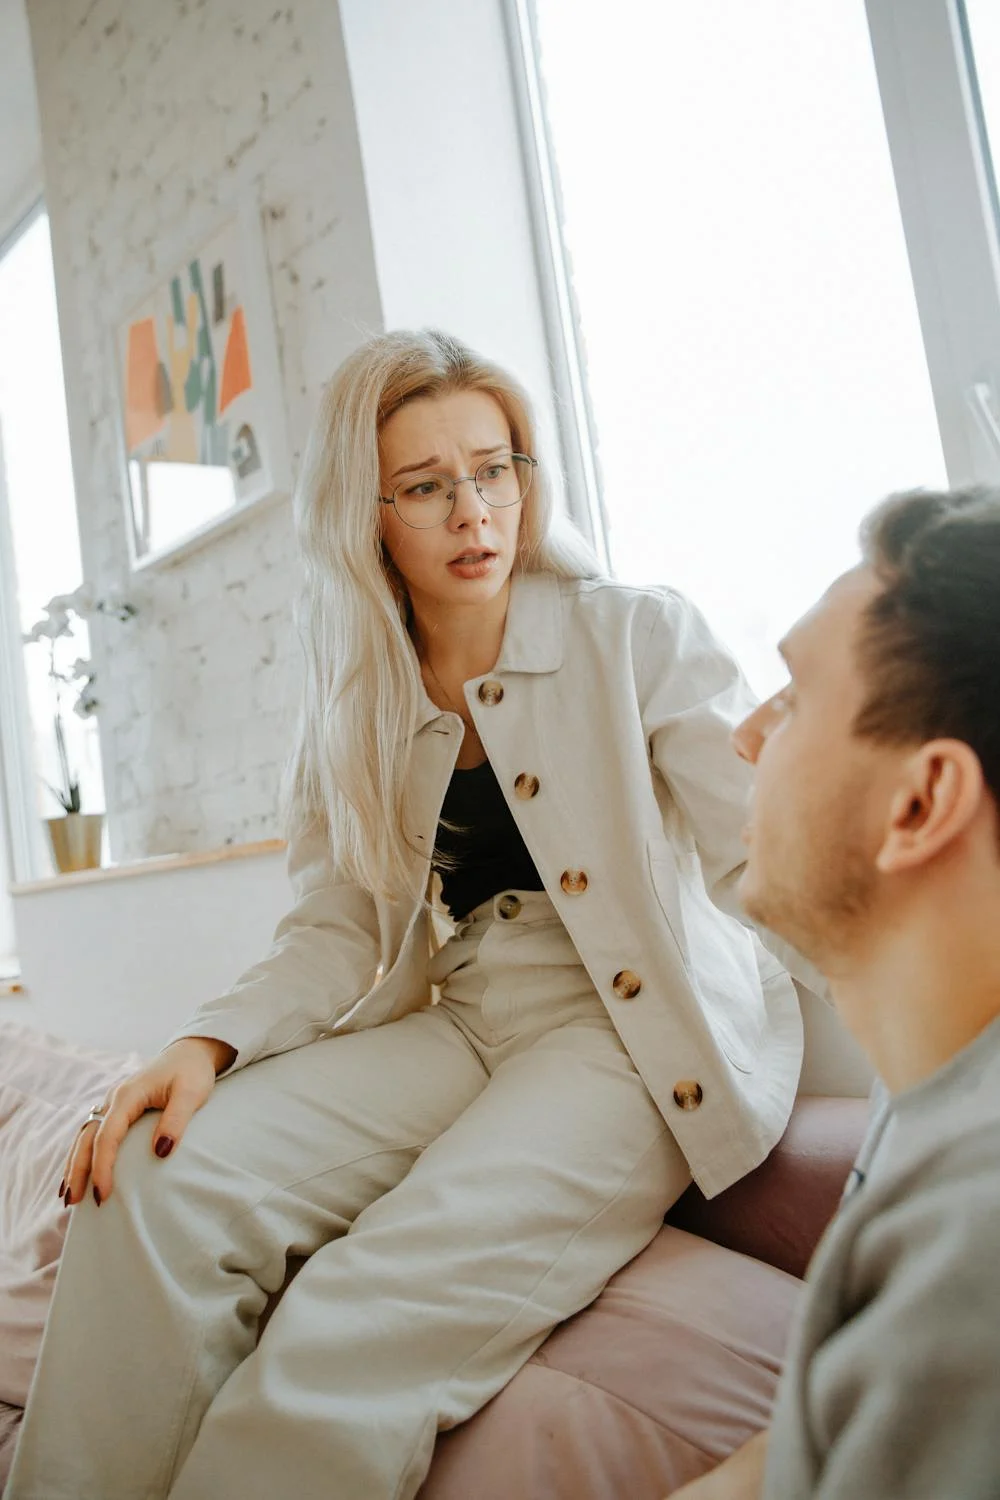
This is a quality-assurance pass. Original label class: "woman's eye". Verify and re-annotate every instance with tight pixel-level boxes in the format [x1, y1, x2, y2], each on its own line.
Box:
[482, 464, 507, 481]
[406, 479, 442, 499]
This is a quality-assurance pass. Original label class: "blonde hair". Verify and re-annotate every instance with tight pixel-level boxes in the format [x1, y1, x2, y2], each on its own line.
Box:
[286, 328, 601, 898]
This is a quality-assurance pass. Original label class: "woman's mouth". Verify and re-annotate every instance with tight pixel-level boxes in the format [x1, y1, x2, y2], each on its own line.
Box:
[448, 549, 498, 579]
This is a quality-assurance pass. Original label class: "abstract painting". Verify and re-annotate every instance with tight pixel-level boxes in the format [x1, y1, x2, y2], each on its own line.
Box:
[115, 212, 290, 568]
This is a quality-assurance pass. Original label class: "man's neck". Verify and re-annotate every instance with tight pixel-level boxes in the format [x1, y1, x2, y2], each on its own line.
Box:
[829, 876, 1000, 1094]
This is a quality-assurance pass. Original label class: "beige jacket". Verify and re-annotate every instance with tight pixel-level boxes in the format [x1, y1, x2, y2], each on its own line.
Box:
[173, 572, 819, 1197]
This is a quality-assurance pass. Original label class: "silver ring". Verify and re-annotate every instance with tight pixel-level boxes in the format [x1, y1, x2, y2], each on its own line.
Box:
[81, 1106, 108, 1129]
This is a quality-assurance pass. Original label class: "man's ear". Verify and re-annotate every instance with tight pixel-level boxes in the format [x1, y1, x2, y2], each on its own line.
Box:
[875, 740, 985, 874]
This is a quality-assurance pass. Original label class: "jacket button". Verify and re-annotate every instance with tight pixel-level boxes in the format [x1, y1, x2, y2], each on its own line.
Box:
[478, 680, 504, 705]
[612, 969, 642, 1000]
[497, 892, 522, 920]
[560, 869, 588, 894]
[514, 773, 540, 799]
[672, 1080, 704, 1110]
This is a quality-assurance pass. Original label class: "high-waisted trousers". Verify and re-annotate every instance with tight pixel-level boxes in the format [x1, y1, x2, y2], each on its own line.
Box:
[9, 890, 691, 1500]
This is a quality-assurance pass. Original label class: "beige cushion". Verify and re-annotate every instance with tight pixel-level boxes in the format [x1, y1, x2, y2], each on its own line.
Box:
[421, 1225, 802, 1500]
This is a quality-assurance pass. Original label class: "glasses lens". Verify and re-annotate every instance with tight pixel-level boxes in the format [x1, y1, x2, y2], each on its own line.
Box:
[476, 454, 534, 506]
[392, 473, 454, 529]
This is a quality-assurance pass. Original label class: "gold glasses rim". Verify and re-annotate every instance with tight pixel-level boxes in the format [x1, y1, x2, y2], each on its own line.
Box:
[379, 452, 538, 529]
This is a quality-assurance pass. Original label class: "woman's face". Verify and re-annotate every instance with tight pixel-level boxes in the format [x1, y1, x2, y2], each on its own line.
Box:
[378, 389, 525, 613]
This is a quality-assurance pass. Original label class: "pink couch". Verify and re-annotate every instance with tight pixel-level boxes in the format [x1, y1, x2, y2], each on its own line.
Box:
[0, 1021, 867, 1496]
[421, 1096, 868, 1498]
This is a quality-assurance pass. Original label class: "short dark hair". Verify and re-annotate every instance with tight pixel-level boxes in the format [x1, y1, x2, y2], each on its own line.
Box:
[855, 487, 1000, 812]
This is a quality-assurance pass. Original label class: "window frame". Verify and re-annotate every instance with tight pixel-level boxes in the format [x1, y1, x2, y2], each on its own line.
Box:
[865, 0, 1000, 486]
[0, 195, 64, 887]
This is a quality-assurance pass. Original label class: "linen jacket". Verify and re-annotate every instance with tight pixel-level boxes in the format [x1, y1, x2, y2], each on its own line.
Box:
[172, 572, 821, 1197]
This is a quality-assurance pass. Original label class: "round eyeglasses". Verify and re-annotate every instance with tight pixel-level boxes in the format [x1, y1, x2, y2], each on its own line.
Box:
[380, 452, 537, 530]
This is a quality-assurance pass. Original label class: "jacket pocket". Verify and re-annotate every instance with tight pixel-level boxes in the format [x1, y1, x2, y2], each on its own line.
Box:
[647, 841, 766, 1072]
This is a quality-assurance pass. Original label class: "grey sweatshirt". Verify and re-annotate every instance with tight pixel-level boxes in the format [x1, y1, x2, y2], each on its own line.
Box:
[763, 1012, 1000, 1500]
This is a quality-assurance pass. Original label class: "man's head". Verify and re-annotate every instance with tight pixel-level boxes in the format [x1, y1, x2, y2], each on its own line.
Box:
[734, 487, 1000, 972]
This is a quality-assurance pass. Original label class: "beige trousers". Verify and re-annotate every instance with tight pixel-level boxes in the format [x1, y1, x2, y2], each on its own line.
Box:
[10, 891, 690, 1500]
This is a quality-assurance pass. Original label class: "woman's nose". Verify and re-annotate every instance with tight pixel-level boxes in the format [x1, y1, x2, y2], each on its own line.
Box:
[448, 476, 489, 527]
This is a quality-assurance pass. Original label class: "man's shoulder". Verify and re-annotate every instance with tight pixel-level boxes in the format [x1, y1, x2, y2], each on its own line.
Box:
[880, 1017, 1000, 1193]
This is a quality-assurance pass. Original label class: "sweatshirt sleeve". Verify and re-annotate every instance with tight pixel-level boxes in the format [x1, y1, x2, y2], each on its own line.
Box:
[769, 1136, 1000, 1500]
[163, 826, 382, 1072]
[637, 586, 828, 999]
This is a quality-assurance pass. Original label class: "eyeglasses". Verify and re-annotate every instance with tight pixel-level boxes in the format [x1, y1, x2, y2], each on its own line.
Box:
[380, 452, 537, 530]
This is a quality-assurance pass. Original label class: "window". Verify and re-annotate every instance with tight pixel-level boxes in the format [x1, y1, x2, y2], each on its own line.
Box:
[0, 203, 102, 908]
[512, 0, 1000, 695]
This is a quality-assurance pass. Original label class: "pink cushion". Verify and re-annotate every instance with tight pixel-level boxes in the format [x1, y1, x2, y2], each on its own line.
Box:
[668, 1096, 869, 1279]
[421, 1225, 802, 1500]
[0, 1023, 139, 1408]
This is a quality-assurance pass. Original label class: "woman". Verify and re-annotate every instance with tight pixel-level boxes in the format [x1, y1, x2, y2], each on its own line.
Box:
[10, 330, 805, 1500]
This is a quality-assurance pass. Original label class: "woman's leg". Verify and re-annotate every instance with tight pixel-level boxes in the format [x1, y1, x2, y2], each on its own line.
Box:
[170, 1012, 690, 1500]
[7, 1007, 488, 1500]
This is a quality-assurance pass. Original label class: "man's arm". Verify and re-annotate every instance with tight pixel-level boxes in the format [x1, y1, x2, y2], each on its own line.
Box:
[669, 1429, 769, 1500]
[765, 1136, 1000, 1499]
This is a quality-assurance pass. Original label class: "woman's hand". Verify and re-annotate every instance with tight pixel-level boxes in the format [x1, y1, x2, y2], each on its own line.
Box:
[61, 1036, 237, 1208]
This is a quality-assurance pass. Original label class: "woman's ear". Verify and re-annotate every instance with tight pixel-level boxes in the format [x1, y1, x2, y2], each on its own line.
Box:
[876, 740, 985, 874]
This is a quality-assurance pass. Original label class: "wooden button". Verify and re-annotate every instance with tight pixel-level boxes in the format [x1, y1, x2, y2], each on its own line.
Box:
[497, 893, 522, 920]
[612, 969, 642, 1000]
[514, 773, 540, 800]
[560, 869, 588, 894]
[478, 680, 504, 706]
[672, 1080, 704, 1111]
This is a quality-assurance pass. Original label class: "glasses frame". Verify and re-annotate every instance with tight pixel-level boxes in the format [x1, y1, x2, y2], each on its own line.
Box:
[379, 452, 538, 530]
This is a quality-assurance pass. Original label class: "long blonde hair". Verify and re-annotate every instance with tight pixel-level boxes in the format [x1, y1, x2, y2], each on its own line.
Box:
[286, 328, 601, 898]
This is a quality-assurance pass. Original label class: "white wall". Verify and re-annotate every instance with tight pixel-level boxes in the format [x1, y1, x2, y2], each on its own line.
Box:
[8, 848, 291, 1055]
[337, 0, 565, 489]
[24, 0, 384, 861]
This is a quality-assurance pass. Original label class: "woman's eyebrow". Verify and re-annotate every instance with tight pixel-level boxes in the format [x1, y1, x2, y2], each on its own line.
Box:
[390, 445, 509, 481]
[390, 456, 440, 480]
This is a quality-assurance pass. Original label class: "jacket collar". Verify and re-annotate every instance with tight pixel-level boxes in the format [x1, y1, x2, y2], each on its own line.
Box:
[414, 571, 564, 733]
[496, 571, 564, 675]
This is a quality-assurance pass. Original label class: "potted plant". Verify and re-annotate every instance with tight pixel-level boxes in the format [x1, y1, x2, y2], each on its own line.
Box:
[44, 710, 104, 873]
[23, 584, 136, 874]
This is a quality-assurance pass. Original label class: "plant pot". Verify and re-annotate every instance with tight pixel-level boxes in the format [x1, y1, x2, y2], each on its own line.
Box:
[46, 813, 104, 874]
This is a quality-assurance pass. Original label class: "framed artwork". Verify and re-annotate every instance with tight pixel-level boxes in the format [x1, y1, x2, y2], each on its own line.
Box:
[113, 204, 292, 570]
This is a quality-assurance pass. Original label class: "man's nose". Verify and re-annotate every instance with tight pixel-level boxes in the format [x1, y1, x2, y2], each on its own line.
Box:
[732, 709, 766, 765]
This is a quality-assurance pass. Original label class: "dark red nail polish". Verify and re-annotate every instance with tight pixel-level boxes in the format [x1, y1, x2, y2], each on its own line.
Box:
[63, 1188, 73, 1207]
[154, 1136, 174, 1159]
[58, 1179, 65, 1198]
[93, 1186, 102, 1207]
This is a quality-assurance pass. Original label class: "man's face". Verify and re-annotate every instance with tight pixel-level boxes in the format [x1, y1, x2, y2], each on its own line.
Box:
[733, 565, 901, 969]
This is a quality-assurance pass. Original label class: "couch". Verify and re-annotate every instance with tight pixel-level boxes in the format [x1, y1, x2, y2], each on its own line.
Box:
[0, 1020, 867, 1496]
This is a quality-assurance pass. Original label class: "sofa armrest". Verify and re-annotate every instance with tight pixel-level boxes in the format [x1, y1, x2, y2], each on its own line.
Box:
[666, 1095, 870, 1279]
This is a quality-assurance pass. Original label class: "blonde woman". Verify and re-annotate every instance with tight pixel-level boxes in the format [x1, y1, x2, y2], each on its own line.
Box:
[11, 330, 808, 1500]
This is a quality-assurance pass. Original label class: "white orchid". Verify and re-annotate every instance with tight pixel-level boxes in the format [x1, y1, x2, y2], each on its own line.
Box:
[21, 583, 137, 808]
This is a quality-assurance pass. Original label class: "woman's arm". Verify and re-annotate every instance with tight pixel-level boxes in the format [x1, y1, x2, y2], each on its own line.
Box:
[164, 826, 382, 1072]
[637, 588, 827, 999]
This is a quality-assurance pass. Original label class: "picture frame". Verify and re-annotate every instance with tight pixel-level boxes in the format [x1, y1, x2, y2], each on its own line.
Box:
[112, 200, 292, 571]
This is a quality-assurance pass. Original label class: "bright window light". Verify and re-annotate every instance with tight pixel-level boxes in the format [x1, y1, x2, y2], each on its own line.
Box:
[0, 210, 104, 824]
[533, 0, 948, 695]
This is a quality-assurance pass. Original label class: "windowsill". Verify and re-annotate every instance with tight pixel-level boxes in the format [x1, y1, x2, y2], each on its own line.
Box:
[8, 838, 287, 897]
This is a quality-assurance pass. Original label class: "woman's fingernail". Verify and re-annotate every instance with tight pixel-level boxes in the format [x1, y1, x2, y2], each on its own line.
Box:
[58, 1179, 66, 1198]
[63, 1188, 73, 1207]
[154, 1136, 174, 1159]
[93, 1186, 102, 1207]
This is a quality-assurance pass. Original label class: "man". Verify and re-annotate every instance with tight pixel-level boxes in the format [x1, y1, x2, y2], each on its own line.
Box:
[675, 486, 1000, 1499]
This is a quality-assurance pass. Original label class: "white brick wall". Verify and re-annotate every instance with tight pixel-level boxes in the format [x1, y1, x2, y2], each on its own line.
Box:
[26, 0, 383, 859]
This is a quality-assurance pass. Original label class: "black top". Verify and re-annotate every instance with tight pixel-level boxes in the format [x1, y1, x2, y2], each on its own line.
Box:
[433, 759, 544, 920]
